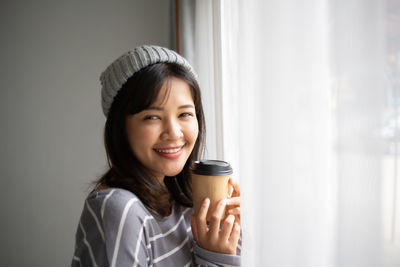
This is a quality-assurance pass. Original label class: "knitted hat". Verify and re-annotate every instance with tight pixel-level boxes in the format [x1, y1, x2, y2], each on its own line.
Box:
[100, 45, 198, 117]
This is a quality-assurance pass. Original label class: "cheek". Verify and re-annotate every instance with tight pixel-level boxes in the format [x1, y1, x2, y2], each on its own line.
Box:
[135, 128, 154, 141]
[128, 125, 158, 151]
[186, 120, 199, 143]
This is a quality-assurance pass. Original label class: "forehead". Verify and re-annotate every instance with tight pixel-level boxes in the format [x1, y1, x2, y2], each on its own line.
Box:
[152, 77, 194, 107]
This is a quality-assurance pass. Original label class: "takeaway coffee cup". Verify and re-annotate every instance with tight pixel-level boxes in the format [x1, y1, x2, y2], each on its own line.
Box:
[191, 160, 233, 220]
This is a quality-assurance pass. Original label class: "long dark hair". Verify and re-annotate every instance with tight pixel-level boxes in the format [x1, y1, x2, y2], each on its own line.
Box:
[96, 63, 205, 216]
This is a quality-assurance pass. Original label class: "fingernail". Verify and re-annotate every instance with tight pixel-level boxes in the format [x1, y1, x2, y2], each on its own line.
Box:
[204, 198, 210, 205]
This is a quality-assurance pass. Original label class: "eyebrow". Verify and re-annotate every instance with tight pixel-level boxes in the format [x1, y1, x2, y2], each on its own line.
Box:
[145, 104, 195, 111]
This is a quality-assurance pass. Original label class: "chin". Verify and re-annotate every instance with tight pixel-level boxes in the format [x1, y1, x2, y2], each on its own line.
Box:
[158, 155, 191, 177]
[164, 169, 183, 177]
[163, 165, 185, 177]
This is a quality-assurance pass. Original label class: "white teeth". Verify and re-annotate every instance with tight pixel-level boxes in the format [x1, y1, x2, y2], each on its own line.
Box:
[155, 147, 182, 153]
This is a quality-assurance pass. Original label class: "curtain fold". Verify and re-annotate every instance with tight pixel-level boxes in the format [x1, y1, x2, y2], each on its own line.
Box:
[180, 0, 224, 160]
[332, 1, 386, 266]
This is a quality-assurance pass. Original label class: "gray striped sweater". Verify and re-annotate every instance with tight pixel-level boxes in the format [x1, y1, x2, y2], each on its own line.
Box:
[72, 188, 241, 267]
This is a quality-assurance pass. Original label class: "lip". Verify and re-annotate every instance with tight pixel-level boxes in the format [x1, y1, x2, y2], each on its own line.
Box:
[153, 144, 185, 159]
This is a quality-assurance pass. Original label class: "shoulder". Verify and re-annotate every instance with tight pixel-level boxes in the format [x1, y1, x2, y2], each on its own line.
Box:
[78, 188, 154, 265]
[86, 188, 149, 222]
[88, 187, 136, 202]
[86, 188, 152, 252]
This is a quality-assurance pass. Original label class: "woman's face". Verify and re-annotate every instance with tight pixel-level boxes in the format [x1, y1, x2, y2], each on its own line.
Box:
[126, 77, 199, 182]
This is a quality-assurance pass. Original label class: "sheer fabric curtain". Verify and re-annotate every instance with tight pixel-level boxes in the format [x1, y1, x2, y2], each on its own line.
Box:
[228, 1, 336, 266]
[180, 0, 224, 160]
[180, 0, 400, 266]
[220, 0, 398, 266]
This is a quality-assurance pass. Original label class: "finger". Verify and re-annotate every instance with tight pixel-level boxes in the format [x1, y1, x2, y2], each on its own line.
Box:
[190, 214, 199, 242]
[228, 221, 241, 246]
[224, 211, 241, 227]
[229, 178, 241, 197]
[235, 215, 241, 227]
[228, 181, 234, 197]
[226, 196, 240, 206]
[196, 198, 210, 237]
[220, 214, 235, 241]
[208, 199, 227, 238]
[227, 207, 241, 215]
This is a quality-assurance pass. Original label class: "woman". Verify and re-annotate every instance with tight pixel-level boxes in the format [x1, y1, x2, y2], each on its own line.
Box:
[72, 45, 241, 267]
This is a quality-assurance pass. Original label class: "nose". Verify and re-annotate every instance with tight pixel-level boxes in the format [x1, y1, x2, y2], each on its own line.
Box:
[161, 117, 183, 140]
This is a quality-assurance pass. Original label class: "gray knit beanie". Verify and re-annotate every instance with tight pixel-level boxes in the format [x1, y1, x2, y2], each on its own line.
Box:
[100, 45, 198, 117]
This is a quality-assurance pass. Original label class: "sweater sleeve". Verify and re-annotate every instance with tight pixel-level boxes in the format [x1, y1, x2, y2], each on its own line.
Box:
[102, 195, 150, 267]
[192, 241, 241, 266]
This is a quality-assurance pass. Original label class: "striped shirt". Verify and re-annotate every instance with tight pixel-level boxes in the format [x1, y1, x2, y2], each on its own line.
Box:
[72, 188, 241, 267]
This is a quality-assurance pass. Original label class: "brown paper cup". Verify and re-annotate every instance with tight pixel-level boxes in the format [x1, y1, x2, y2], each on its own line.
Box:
[191, 160, 233, 220]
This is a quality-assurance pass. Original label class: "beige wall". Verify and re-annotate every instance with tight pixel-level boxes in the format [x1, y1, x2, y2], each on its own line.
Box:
[0, 1, 171, 265]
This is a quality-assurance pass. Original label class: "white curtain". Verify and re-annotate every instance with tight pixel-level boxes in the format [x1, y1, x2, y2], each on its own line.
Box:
[180, 0, 225, 160]
[182, 0, 400, 266]
[228, 1, 337, 266]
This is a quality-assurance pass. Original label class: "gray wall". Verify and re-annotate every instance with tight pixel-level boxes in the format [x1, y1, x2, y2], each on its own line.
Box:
[0, 1, 171, 266]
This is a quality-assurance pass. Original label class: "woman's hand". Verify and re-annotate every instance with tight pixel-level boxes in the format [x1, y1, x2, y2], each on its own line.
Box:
[191, 178, 241, 255]
[226, 178, 241, 225]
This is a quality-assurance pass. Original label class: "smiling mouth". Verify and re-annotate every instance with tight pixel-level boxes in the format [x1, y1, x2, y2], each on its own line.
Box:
[154, 144, 185, 154]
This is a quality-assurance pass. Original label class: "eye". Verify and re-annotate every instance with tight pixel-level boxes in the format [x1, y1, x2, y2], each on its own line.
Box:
[179, 112, 194, 118]
[144, 115, 160, 120]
